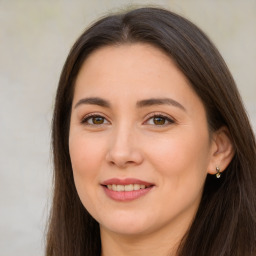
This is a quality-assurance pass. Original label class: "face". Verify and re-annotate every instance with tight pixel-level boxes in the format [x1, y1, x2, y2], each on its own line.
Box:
[69, 44, 216, 237]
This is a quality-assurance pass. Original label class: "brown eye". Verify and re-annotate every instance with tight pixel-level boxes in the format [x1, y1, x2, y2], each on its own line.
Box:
[145, 114, 174, 126]
[153, 117, 166, 125]
[92, 116, 104, 124]
[82, 115, 109, 125]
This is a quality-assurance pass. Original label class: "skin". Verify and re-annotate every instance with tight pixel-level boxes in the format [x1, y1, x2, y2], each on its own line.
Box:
[69, 43, 234, 256]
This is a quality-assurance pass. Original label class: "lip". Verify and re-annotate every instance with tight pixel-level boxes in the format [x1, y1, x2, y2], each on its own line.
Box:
[101, 178, 155, 202]
[102, 178, 154, 186]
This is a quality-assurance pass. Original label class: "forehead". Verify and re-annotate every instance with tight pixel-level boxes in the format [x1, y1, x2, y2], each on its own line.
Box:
[73, 43, 202, 110]
[77, 43, 174, 77]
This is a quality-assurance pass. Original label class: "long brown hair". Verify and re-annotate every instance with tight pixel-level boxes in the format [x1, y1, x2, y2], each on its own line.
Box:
[46, 7, 256, 256]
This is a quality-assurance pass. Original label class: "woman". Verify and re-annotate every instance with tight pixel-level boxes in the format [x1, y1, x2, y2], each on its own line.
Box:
[46, 7, 256, 256]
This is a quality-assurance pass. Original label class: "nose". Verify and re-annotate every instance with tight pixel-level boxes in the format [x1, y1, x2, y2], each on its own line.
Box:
[105, 125, 143, 168]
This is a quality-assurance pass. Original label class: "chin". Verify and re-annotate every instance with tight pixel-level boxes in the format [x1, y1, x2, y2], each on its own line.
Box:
[102, 224, 149, 236]
[99, 213, 152, 236]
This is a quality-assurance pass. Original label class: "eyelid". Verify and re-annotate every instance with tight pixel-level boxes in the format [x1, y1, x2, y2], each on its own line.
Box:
[143, 112, 175, 125]
[80, 111, 175, 126]
[81, 112, 111, 125]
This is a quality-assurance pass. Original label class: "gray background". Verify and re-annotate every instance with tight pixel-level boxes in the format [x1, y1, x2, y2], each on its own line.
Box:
[0, 0, 255, 255]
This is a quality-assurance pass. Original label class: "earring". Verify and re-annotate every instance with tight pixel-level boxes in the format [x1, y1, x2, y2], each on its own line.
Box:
[216, 167, 221, 178]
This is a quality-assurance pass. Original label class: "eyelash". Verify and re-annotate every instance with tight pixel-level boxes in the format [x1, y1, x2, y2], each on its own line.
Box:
[144, 113, 175, 126]
[81, 113, 110, 126]
[81, 113, 175, 127]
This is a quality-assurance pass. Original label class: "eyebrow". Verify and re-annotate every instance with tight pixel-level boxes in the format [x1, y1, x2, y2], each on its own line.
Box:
[74, 97, 111, 109]
[136, 98, 186, 111]
[74, 97, 186, 111]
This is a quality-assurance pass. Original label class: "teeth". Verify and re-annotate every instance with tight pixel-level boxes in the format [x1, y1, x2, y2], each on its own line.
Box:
[106, 184, 149, 191]
[125, 184, 133, 191]
[116, 185, 125, 192]
[133, 184, 140, 190]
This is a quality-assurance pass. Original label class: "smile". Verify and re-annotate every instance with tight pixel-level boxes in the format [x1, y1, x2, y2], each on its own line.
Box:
[106, 184, 149, 191]
[101, 178, 154, 201]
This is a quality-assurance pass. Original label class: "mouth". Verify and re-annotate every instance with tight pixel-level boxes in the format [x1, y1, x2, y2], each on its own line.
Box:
[104, 184, 152, 191]
[101, 178, 155, 201]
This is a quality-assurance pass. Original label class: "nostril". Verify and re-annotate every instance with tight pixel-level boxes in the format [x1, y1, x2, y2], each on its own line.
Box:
[105, 146, 144, 168]
[109, 160, 116, 166]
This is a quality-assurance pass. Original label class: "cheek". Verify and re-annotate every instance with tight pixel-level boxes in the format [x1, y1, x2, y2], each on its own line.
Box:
[69, 134, 106, 198]
[69, 134, 107, 218]
[69, 134, 105, 175]
[145, 130, 210, 217]
[144, 128, 211, 181]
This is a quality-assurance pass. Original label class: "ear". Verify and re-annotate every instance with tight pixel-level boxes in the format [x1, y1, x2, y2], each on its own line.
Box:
[207, 126, 235, 176]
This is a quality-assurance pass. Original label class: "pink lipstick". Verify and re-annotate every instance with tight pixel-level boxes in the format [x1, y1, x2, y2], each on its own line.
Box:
[101, 178, 154, 201]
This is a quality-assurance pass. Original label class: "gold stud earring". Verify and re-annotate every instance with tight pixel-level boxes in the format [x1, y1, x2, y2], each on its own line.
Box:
[216, 167, 221, 178]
